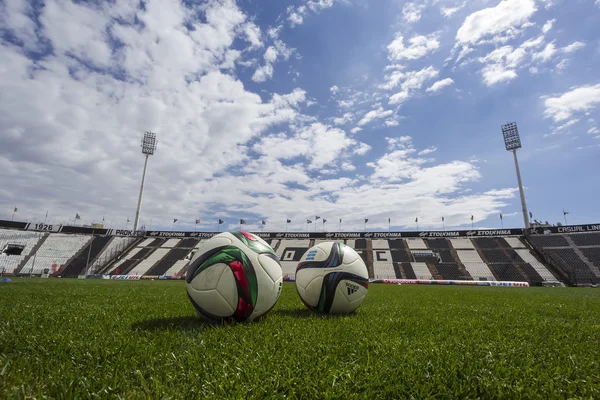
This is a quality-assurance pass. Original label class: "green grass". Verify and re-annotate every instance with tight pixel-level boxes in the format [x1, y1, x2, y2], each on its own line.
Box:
[1, 280, 599, 399]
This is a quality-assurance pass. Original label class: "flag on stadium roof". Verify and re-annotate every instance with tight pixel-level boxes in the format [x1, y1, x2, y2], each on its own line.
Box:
[195, 219, 200, 224]
[364, 218, 368, 223]
[13, 207, 17, 212]
[339, 218, 342, 223]
[286, 219, 291, 223]
[262, 220, 266, 225]
[218, 219, 224, 224]
[240, 219, 246, 224]
[323, 219, 327, 223]
[307, 219, 312, 224]
[415, 217, 418, 223]
[75, 213, 81, 219]
[500, 214, 503, 220]
[441, 216, 444, 221]
[471, 215, 474, 221]
[315, 216, 320, 220]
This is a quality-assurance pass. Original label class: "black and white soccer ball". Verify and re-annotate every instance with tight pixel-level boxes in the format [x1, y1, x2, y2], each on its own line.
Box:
[186, 232, 283, 322]
[295, 241, 369, 314]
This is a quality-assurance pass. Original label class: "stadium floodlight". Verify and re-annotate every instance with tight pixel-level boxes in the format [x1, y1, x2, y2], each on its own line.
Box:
[501, 122, 530, 230]
[133, 131, 157, 233]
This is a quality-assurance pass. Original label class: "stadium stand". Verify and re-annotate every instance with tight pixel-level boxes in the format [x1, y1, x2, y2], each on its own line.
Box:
[411, 262, 433, 279]
[60, 236, 112, 277]
[276, 239, 310, 277]
[406, 238, 428, 250]
[20, 234, 91, 275]
[526, 233, 600, 286]
[0, 230, 45, 275]
[145, 238, 199, 276]
[90, 236, 137, 272]
[456, 249, 496, 281]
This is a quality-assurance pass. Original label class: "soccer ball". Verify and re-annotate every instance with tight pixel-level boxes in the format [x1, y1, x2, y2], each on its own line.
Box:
[295, 241, 369, 314]
[186, 232, 283, 323]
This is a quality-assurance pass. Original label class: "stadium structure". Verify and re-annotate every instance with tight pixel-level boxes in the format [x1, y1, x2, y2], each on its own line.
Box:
[1, 219, 599, 287]
[2, 125, 598, 288]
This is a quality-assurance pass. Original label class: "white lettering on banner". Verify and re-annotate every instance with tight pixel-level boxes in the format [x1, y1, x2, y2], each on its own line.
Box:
[427, 231, 460, 237]
[326, 233, 362, 238]
[557, 225, 600, 233]
[474, 230, 512, 236]
[158, 232, 186, 237]
[276, 233, 310, 238]
[373, 232, 403, 238]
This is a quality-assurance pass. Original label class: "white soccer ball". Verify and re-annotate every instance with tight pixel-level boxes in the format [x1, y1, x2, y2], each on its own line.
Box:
[295, 241, 369, 314]
[186, 232, 283, 322]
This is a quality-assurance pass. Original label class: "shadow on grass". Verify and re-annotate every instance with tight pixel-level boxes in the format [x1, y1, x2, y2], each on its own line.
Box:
[271, 308, 354, 319]
[132, 316, 213, 332]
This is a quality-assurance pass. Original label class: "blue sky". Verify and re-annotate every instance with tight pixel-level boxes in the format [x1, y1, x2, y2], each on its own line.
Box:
[0, 0, 599, 232]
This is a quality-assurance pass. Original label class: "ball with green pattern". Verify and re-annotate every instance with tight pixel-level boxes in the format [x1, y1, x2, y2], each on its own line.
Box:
[186, 232, 283, 322]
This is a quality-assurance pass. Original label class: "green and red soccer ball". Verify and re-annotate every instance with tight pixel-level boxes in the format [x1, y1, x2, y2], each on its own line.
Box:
[186, 232, 369, 322]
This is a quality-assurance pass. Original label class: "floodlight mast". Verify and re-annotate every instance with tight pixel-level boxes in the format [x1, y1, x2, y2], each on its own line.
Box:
[133, 131, 157, 233]
[502, 122, 530, 230]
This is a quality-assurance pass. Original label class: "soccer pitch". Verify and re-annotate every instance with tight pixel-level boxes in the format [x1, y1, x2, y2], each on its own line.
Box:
[1, 280, 599, 399]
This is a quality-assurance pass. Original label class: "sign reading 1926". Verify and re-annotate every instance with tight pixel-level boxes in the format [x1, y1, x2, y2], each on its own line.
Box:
[25, 223, 61, 232]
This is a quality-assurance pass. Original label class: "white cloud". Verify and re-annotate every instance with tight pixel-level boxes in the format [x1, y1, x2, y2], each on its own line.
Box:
[251, 40, 294, 83]
[383, 66, 440, 104]
[333, 112, 354, 125]
[478, 45, 527, 86]
[243, 22, 263, 49]
[287, 0, 340, 27]
[254, 123, 366, 169]
[542, 19, 555, 34]
[456, 0, 536, 45]
[267, 25, 283, 39]
[588, 127, 600, 136]
[330, 85, 340, 94]
[403, 2, 425, 23]
[562, 41, 585, 53]
[350, 127, 362, 134]
[543, 84, 600, 122]
[418, 146, 437, 155]
[532, 42, 557, 62]
[441, 2, 466, 18]
[358, 107, 394, 126]
[384, 118, 400, 127]
[481, 64, 518, 85]
[251, 64, 274, 82]
[387, 34, 440, 61]
[426, 78, 455, 93]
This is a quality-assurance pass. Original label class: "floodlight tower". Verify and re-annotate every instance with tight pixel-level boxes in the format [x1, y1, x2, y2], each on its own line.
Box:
[501, 122, 530, 229]
[133, 131, 157, 233]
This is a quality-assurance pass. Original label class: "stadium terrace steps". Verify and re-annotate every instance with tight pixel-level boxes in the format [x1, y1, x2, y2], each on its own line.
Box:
[526, 233, 599, 286]
[513, 250, 557, 282]
[60, 236, 113, 278]
[0, 230, 46, 275]
[145, 247, 196, 276]
[449, 238, 476, 250]
[406, 239, 428, 250]
[161, 239, 181, 248]
[91, 236, 137, 273]
[129, 248, 171, 276]
[410, 262, 433, 280]
[167, 259, 189, 276]
[20, 234, 91, 276]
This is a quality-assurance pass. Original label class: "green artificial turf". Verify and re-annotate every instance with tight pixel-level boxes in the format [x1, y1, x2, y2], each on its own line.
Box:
[0, 279, 599, 399]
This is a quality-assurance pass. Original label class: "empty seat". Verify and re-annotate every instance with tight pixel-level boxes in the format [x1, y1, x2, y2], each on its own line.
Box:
[449, 238, 475, 249]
